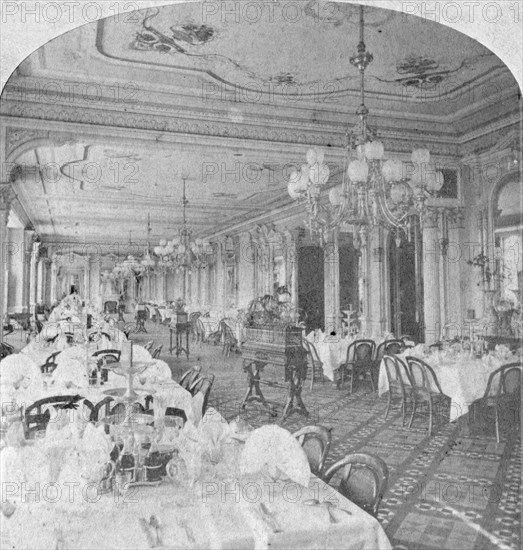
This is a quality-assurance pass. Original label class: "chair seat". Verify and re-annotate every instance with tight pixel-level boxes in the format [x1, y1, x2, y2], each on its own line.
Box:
[411, 389, 450, 402]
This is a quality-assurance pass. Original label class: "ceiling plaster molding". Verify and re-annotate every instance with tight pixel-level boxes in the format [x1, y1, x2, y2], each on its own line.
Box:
[1, 103, 459, 158]
[460, 122, 521, 157]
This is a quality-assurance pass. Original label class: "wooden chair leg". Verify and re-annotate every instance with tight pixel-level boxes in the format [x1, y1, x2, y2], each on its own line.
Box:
[495, 406, 500, 444]
[384, 392, 391, 420]
[408, 401, 417, 428]
[428, 399, 434, 437]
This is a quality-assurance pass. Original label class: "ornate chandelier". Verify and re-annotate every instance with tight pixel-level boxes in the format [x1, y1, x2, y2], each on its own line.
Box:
[287, 5, 443, 247]
[154, 175, 208, 273]
[141, 213, 156, 272]
[113, 232, 145, 279]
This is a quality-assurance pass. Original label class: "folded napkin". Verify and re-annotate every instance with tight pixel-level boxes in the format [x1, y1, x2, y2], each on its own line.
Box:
[240, 425, 311, 487]
[50, 359, 87, 389]
[0, 354, 42, 389]
[140, 359, 171, 383]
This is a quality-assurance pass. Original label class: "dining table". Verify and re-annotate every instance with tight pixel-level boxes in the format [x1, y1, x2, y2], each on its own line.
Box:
[1, 414, 392, 550]
[378, 348, 522, 421]
[305, 331, 390, 382]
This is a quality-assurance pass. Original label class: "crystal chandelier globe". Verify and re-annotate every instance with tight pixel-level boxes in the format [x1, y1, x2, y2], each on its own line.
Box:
[287, 5, 444, 247]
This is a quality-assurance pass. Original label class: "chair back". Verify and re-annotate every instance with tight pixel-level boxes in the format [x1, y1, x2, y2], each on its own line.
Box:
[136, 310, 147, 321]
[151, 344, 163, 359]
[382, 355, 406, 389]
[40, 351, 62, 374]
[324, 452, 389, 517]
[91, 396, 144, 425]
[346, 339, 376, 363]
[190, 374, 215, 413]
[293, 425, 331, 477]
[143, 340, 154, 352]
[64, 332, 75, 344]
[306, 340, 323, 367]
[483, 362, 522, 399]
[25, 396, 94, 438]
[405, 356, 444, 395]
[179, 365, 202, 391]
[0, 342, 14, 360]
[221, 320, 236, 340]
[375, 339, 405, 362]
[92, 349, 121, 366]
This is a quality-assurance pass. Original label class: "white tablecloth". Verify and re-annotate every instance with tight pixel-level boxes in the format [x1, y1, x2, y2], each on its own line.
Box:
[378, 351, 519, 421]
[2, 442, 391, 550]
[305, 332, 389, 382]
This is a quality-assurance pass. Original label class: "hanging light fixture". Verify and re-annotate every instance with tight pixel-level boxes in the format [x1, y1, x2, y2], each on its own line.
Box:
[141, 213, 156, 272]
[287, 5, 443, 247]
[113, 231, 144, 278]
[154, 175, 208, 272]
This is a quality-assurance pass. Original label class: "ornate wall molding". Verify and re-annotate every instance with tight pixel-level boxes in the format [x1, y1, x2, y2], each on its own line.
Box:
[6, 127, 50, 159]
[1, 99, 460, 156]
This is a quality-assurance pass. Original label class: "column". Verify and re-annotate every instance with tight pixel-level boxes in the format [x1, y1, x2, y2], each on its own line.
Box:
[36, 256, 45, 304]
[83, 256, 91, 301]
[22, 229, 35, 313]
[358, 227, 371, 336]
[422, 210, 441, 343]
[0, 184, 13, 342]
[368, 227, 387, 337]
[446, 208, 464, 337]
[29, 239, 40, 312]
[238, 231, 256, 308]
[324, 229, 340, 334]
[284, 230, 300, 310]
[215, 240, 226, 312]
[50, 255, 58, 304]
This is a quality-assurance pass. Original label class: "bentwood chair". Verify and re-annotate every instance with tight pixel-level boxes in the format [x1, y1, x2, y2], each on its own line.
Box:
[179, 365, 202, 391]
[135, 309, 148, 333]
[303, 339, 325, 390]
[189, 374, 215, 414]
[374, 339, 405, 364]
[151, 344, 163, 359]
[470, 362, 521, 443]
[0, 341, 15, 360]
[221, 320, 238, 357]
[324, 453, 389, 518]
[25, 396, 94, 439]
[39, 351, 62, 374]
[143, 340, 155, 352]
[293, 425, 332, 477]
[405, 356, 451, 436]
[340, 339, 376, 393]
[91, 396, 145, 429]
[382, 355, 413, 425]
[92, 349, 121, 382]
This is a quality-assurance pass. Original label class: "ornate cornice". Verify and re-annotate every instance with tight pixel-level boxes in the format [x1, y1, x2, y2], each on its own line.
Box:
[6, 127, 49, 158]
[1, 99, 459, 157]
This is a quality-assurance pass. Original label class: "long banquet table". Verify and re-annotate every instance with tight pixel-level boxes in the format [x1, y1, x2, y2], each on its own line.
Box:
[1, 434, 392, 550]
[378, 350, 521, 421]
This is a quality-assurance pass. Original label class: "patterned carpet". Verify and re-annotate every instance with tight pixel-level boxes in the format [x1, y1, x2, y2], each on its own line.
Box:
[5, 321, 521, 550]
[128, 322, 521, 550]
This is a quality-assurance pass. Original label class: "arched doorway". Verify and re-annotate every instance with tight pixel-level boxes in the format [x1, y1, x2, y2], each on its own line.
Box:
[388, 219, 424, 341]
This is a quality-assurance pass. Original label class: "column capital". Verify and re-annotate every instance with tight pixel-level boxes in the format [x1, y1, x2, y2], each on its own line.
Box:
[423, 208, 440, 229]
[447, 207, 465, 229]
